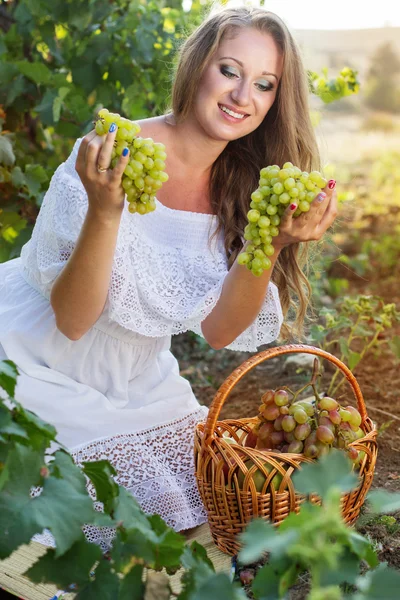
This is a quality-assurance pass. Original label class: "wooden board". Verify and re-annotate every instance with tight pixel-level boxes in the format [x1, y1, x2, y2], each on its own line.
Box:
[0, 524, 231, 599]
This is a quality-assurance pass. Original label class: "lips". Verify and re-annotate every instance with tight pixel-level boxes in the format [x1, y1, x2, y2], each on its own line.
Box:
[218, 103, 250, 118]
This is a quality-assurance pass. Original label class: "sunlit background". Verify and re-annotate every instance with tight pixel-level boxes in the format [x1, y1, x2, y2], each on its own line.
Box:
[183, 0, 400, 29]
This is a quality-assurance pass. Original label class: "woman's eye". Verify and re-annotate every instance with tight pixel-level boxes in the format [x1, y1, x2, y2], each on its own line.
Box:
[220, 66, 238, 79]
[256, 81, 274, 92]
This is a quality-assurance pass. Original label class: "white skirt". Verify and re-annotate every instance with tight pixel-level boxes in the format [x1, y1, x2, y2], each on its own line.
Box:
[0, 258, 208, 547]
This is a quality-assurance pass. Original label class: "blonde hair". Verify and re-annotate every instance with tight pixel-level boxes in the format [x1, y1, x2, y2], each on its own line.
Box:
[169, 5, 320, 341]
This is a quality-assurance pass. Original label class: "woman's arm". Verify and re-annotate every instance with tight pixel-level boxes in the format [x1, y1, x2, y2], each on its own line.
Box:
[201, 185, 338, 350]
[50, 209, 122, 340]
[201, 245, 281, 350]
[50, 128, 130, 340]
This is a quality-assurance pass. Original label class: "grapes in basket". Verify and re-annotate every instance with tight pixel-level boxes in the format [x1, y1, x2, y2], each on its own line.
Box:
[243, 359, 365, 467]
[94, 108, 169, 215]
[238, 163, 327, 276]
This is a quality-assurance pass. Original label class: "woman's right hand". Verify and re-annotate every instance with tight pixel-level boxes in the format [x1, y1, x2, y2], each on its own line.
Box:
[75, 125, 130, 220]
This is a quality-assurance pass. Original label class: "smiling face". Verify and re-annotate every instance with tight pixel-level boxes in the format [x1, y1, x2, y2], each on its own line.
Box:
[192, 27, 284, 142]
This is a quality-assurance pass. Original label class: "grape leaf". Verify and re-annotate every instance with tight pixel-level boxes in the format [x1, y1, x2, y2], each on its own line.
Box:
[348, 350, 362, 371]
[0, 447, 97, 558]
[367, 489, 400, 514]
[16, 61, 52, 85]
[251, 556, 294, 600]
[0, 360, 18, 397]
[118, 564, 145, 600]
[74, 556, 120, 600]
[347, 531, 379, 567]
[25, 536, 101, 589]
[81, 459, 119, 514]
[190, 572, 246, 600]
[320, 547, 361, 586]
[356, 563, 400, 599]
[292, 449, 357, 500]
[238, 519, 296, 565]
[0, 136, 15, 167]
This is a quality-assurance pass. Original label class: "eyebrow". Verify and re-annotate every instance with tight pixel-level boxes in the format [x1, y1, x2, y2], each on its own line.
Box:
[218, 56, 278, 81]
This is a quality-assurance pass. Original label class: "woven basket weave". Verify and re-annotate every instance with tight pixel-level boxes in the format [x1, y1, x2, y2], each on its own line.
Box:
[194, 344, 378, 556]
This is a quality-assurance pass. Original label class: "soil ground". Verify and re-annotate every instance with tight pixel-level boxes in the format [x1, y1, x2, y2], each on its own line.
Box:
[171, 227, 400, 597]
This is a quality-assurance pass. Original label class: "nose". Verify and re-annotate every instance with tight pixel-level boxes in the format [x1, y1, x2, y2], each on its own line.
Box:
[230, 78, 252, 107]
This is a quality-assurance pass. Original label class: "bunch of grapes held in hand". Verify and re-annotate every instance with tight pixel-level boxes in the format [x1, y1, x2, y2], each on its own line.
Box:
[245, 388, 365, 466]
[238, 163, 327, 276]
[95, 108, 169, 215]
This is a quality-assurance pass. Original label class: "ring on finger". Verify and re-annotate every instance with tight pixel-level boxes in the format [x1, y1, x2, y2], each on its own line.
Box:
[97, 164, 108, 173]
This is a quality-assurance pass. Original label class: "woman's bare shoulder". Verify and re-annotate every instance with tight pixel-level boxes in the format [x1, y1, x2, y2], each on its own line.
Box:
[135, 115, 172, 145]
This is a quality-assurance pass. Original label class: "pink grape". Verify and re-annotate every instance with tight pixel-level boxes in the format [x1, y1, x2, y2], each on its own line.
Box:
[274, 415, 285, 431]
[294, 422, 311, 441]
[304, 444, 319, 458]
[284, 431, 296, 443]
[258, 422, 274, 441]
[329, 410, 341, 425]
[263, 404, 280, 421]
[262, 390, 275, 405]
[274, 389, 290, 406]
[270, 430, 284, 446]
[287, 440, 303, 453]
[316, 426, 335, 444]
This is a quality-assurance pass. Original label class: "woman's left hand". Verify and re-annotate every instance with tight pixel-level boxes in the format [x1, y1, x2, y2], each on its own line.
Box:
[274, 180, 338, 250]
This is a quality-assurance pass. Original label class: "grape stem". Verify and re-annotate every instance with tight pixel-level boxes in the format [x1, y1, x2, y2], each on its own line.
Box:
[291, 359, 323, 403]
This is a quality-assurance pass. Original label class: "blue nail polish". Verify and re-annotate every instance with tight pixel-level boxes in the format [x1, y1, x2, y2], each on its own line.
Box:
[317, 192, 327, 202]
[122, 147, 129, 157]
[109, 122, 117, 133]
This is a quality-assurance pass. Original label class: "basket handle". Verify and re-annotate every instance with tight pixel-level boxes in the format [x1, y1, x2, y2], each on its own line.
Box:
[202, 344, 368, 447]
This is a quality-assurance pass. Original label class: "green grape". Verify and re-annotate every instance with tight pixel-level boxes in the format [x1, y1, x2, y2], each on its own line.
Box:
[94, 107, 169, 216]
[282, 415, 296, 432]
[319, 397, 339, 411]
[238, 252, 251, 265]
[242, 162, 327, 276]
[299, 201, 311, 212]
[293, 408, 308, 424]
[273, 182, 284, 195]
[251, 190, 263, 202]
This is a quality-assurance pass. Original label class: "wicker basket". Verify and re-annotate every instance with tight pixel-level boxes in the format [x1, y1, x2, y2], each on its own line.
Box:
[194, 344, 378, 556]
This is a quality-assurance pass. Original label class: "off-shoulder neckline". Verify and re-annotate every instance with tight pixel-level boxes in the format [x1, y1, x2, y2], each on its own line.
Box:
[154, 198, 216, 220]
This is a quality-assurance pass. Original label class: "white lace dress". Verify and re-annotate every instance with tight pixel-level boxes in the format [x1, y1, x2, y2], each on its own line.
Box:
[0, 139, 283, 549]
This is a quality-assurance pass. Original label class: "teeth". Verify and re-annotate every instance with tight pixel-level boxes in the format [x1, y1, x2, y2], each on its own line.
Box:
[220, 105, 245, 119]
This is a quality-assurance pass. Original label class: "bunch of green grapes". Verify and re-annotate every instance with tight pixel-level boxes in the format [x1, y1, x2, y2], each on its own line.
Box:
[246, 388, 365, 466]
[94, 108, 169, 215]
[238, 163, 327, 276]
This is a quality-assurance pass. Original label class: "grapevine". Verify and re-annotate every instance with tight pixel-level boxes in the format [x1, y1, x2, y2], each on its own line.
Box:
[94, 108, 169, 215]
[238, 163, 327, 275]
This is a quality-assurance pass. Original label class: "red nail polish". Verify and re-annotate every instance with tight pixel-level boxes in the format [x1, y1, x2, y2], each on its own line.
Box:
[328, 179, 336, 189]
[290, 203, 297, 210]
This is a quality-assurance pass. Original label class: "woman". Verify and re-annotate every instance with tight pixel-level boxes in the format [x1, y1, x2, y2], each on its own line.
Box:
[0, 5, 336, 548]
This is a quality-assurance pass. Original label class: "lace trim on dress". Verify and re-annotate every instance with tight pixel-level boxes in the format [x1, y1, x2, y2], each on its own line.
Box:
[20, 138, 283, 351]
[31, 406, 209, 551]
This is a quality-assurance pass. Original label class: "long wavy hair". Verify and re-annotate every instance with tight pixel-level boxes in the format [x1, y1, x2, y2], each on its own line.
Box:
[169, 5, 321, 341]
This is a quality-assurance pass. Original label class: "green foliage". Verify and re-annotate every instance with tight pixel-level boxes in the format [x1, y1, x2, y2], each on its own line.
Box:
[2, 359, 400, 597]
[0, 0, 359, 262]
[237, 450, 400, 600]
[308, 67, 360, 104]
[0, 0, 208, 262]
[308, 295, 400, 396]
